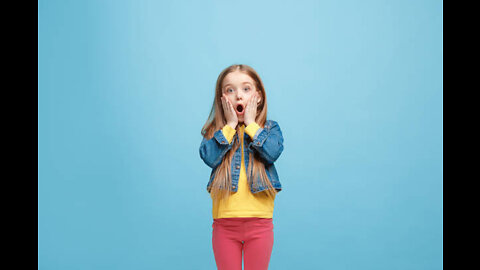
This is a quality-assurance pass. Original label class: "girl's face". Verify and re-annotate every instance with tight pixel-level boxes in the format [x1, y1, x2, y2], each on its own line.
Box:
[221, 71, 261, 123]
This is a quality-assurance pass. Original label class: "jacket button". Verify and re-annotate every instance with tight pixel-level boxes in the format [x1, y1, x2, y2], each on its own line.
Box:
[233, 185, 236, 189]
[236, 166, 240, 169]
[256, 142, 260, 145]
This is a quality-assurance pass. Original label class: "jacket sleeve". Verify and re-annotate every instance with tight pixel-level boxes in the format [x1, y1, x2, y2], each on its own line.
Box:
[247, 120, 284, 165]
[199, 125, 236, 169]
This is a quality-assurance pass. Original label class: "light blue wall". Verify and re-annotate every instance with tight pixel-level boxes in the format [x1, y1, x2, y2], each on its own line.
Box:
[38, 0, 443, 269]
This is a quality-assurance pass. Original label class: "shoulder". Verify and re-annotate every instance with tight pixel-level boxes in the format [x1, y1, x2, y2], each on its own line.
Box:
[265, 119, 280, 129]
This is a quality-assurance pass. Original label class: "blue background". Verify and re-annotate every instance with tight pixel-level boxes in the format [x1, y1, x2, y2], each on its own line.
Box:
[38, 0, 443, 269]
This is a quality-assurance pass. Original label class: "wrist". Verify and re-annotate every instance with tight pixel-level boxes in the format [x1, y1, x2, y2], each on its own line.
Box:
[227, 122, 237, 129]
[245, 120, 255, 126]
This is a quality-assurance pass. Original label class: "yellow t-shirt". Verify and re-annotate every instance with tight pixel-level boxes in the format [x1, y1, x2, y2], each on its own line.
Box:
[211, 122, 275, 219]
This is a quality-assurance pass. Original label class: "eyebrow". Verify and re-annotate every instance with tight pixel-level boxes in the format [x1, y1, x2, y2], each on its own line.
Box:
[223, 82, 253, 88]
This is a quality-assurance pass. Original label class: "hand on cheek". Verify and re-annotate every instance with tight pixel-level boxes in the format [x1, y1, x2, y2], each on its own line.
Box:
[244, 94, 259, 126]
[221, 93, 238, 128]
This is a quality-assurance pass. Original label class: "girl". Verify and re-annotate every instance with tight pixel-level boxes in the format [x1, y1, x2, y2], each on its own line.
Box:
[199, 64, 284, 270]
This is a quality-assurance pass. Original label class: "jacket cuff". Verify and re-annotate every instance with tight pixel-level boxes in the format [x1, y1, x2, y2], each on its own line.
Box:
[245, 122, 261, 140]
[221, 124, 236, 144]
[247, 127, 268, 152]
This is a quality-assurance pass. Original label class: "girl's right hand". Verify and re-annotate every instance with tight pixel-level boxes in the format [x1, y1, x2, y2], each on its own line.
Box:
[221, 93, 238, 128]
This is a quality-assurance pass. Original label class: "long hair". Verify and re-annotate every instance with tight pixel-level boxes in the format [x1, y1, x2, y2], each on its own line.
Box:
[200, 64, 277, 203]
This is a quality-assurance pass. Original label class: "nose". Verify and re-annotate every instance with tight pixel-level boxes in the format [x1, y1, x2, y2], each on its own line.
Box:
[235, 91, 244, 100]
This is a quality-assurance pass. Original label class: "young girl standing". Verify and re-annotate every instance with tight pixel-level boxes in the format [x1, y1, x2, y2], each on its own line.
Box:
[199, 64, 284, 270]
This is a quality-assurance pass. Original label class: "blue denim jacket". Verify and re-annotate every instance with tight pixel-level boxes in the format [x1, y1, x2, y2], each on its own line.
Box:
[199, 119, 284, 194]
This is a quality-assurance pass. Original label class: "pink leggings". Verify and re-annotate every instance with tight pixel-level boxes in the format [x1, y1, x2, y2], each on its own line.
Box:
[212, 217, 274, 270]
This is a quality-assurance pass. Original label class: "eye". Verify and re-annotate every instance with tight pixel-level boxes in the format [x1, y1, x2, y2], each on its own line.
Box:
[227, 88, 234, 93]
[244, 87, 250, 91]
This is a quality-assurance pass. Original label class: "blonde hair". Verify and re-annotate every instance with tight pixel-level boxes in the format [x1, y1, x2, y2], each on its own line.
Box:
[200, 64, 277, 203]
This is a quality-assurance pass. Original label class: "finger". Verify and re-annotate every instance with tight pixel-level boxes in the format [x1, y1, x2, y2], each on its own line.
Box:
[230, 100, 237, 117]
[227, 99, 234, 114]
[230, 100, 235, 112]
[225, 98, 231, 111]
[246, 95, 252, 108]
[221, 97, 227, 114]
[227, 100, 232, 115]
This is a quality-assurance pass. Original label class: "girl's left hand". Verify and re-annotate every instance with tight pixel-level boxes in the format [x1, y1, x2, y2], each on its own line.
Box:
[244, 93, 259, 126]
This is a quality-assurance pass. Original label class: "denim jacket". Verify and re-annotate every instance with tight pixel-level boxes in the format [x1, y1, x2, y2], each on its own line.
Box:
[199, 119, 284, 194]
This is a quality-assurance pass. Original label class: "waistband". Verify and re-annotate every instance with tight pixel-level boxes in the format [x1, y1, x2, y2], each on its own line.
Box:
[213, 217, 272, 222]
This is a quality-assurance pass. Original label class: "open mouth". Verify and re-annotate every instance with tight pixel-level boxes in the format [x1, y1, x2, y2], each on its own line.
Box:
[236, 104, 244, 114]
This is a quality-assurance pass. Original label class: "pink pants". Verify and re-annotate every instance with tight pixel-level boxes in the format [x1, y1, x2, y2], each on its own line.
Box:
[212, 217, 274, 270]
